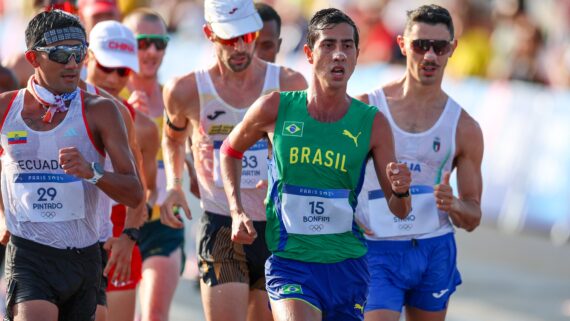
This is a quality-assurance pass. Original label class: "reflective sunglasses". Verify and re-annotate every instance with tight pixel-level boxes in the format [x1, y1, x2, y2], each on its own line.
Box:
[136, 34, 169, 51]
[409, 39, 453, 56]
[204, 26, 259, 46]
[96, 60, 132, 77]
[34, 44, 87, 64]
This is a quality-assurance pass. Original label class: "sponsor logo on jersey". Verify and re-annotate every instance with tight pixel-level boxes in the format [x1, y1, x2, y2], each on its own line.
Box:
[342, 129, 361, 147]
[64, 128, 78, 137]
[206, 110, 226, 120]
[208, 124, 234, 135]
[282, 121, 304, 137]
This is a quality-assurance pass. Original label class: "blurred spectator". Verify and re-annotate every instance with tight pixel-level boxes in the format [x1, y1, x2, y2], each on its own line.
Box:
[346, 0, 394, 64]
[78, 0, 121, 35]
[0, 64, 17, 92]
[447, 0, 493, 78]
[489, 7, 548, 85]
[254, 2, 281, 63]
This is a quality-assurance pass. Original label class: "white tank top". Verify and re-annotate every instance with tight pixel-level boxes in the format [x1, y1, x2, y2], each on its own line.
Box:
[0, 89, 104, 248]
[355, 88, 461, 240]
[84, 83, 113, 242]
[193, 63, 280, 221]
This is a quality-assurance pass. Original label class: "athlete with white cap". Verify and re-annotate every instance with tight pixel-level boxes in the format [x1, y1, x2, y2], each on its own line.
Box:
[85, 20, 159, 321]
[161, 1, 306, 320]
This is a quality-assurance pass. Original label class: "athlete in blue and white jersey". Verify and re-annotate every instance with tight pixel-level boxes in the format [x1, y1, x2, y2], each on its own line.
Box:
[355, 5, 484, 321]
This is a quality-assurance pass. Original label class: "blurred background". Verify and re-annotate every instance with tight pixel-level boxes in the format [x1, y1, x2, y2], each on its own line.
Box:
[0, 0, 569, 320]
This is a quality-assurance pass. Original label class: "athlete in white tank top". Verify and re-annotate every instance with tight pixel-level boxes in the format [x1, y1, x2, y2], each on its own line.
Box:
[1, 90, 103, 248]
[356, 89, 461, 240]
[193, 63, 280, 221]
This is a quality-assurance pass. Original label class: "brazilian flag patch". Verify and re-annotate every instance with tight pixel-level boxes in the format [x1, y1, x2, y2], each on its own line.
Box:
[282, 121, 304, 137]
[281, 284, 303, 295]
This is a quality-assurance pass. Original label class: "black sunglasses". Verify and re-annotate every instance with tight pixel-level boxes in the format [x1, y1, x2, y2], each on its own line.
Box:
[409, 39, 453, 56]
[136, 34, 169, 51]
[95, 60, 131, 77]
[34, 44, 87, 64]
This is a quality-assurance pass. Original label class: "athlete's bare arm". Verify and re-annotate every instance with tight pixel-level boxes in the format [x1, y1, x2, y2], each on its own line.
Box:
[0, 93, 12, 244]
[134, 111, 160, 206]
[79, 93, 143, 208]
[279, 67, 308, 91]
[161, 73, 200, 228]
[221, 91, 280, 244]
[434, 111, 483, 231]
[369, 112, 412, 219]
[0, 91, 23, 244]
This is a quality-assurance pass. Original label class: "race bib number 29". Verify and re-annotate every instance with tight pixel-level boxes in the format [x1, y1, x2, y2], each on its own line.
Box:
[13, 173, 85, 222]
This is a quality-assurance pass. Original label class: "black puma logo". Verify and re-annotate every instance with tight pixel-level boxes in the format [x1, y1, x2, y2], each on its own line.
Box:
[207, 110, 226, 120]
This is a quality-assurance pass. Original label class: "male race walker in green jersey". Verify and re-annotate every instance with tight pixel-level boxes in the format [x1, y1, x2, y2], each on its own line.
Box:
[220, 8, 412, 321]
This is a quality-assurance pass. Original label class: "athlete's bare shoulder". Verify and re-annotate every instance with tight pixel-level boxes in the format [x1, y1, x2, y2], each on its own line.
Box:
[163, 71, 200, 119]
[456, 107, 484, 157]
[135, 109, 159, 136]
[279, 66, 308, 91]
[0, 90, 20, 121]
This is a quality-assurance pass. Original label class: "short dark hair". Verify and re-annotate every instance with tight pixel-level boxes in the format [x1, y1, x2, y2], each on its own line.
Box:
[306, 8, 359, 50]
[25, 9, 86, 49]
[405, 4, 454, 40]
[255, 2, 281, 35]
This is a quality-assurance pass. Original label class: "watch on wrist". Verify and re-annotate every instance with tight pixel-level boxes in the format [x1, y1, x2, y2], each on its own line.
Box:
[85, 162, 104, 184]
[122, 228, 140, 242]
[392, 189, 410, 199]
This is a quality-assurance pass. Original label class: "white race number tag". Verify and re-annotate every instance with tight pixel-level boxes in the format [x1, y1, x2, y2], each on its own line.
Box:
[213, 140, 268, 189]
[281, 184, 353, 235]
[367, 185, 439, 237]
[12, 173, 85, 222]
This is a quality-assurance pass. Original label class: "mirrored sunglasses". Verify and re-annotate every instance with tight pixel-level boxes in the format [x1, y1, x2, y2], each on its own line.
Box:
[410, 39, 453, 56]
[34, 44, 87, 64]
[205, 27, 259, 46]
[96, 60, 132, 77]
[136, 34, 169, 51]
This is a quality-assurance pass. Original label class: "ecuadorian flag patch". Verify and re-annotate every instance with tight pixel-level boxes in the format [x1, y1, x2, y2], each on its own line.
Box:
[8, 131, 28, 145]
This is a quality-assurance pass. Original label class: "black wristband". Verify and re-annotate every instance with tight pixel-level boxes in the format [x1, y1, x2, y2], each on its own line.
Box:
[392, 189, 410, 198]
[166, 115, 188, 132]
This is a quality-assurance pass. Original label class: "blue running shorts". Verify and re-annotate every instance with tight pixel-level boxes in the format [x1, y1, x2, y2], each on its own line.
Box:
[365, 233, 462, 312]
[265, 255, 369, 321]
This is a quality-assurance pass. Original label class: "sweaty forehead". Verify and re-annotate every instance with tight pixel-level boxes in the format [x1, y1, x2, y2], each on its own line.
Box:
[315, 22, 354, 43]
[405, 22, 451, 40]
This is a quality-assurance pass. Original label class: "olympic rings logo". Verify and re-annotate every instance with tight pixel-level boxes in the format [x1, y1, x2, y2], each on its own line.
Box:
[398, 224, 412, 231]
[309, 224, 324, 232]
[41, 211, 56, 219]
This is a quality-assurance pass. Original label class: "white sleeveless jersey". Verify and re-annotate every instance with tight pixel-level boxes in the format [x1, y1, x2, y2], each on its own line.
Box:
[355, 88, 461, 240]
[193, 63, 280, 221]
[84, 83, 113, 242]
[0, 89, 104, 248]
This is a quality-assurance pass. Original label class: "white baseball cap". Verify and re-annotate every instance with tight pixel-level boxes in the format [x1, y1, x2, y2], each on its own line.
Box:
[205, 0, 262, 39]
[89, 21, 139, 73]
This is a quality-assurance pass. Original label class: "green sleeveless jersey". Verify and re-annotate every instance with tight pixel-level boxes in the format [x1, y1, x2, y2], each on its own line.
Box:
[266, 91, 378, 263]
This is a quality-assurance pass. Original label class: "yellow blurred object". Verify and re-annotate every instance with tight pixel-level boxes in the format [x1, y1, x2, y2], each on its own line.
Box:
[117, 0, 150, 15]
[448, 28, 492, 78]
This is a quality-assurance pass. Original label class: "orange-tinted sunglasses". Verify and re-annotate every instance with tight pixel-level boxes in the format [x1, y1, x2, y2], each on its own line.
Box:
[203, 25, 259, 46]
